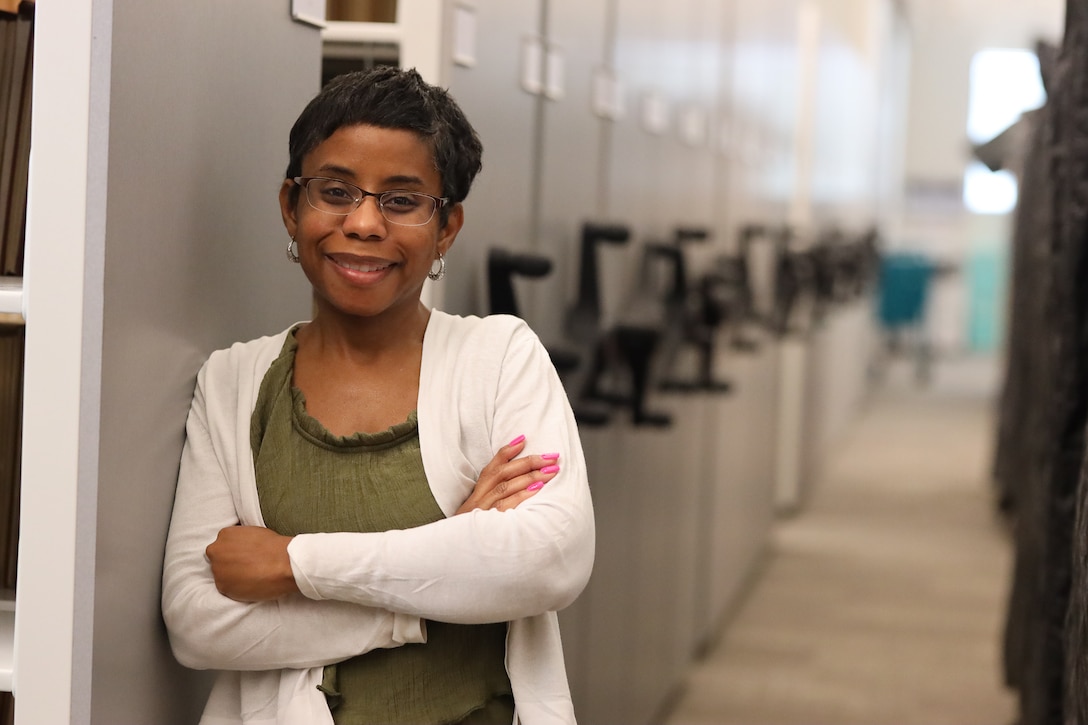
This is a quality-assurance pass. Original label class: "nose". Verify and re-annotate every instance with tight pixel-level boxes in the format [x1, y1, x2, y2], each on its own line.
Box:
[341, 194, 387, 238]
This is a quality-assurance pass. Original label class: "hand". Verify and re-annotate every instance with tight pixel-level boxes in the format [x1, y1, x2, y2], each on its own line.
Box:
[456, 435, 561, 514]
[205, 525, 301, 602]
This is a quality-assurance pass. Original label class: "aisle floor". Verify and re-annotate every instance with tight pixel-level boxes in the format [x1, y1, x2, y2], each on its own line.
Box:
[664, 356, 1018, 725]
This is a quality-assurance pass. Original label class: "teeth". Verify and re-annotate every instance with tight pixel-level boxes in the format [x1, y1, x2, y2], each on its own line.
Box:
[337, 259, 392, 273]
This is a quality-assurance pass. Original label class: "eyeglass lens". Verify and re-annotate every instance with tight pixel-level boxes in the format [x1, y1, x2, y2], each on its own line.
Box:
[302, 178, 438, 226]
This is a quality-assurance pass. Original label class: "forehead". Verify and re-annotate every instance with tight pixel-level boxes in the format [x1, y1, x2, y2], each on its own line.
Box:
[304, 124, 439, 185]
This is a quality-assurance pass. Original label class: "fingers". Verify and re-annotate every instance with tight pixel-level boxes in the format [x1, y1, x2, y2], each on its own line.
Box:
[490, 464, 561, 512]
[455, 437, 563, 514]
[500, 434, 528, 461]
[474, 454, 561, 511]
[477, 434, 528, 479]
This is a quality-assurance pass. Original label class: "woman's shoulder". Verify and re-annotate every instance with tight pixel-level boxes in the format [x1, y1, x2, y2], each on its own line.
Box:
[428, 310, 533, 347]
[423, 312, 543, 387]
[200, 324, 301, 382]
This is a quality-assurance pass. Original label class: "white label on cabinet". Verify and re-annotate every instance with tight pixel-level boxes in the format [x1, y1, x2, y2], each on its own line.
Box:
[641, 91, 670, 135]
[739, 120, 762, 165]
[291, 0, 326, 28]
[452, 5, 477, 67]
[521, 36, 544, 95]
[592, 69, 612, 118]
[717, 118, 733, 157]
[593, 67, 625, 120]
[544, 45, 565, 101]
[680, 105, 707, 147]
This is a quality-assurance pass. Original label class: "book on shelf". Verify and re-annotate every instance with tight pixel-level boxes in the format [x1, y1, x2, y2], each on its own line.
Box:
[0, 329, 21, 590]
[0, 6, 30, 276]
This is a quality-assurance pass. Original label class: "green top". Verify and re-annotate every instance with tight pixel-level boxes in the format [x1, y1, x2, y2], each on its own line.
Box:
[251, 329, 513, 725]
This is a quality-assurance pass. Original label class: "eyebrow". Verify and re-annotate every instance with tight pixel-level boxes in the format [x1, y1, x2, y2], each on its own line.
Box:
[314, 165, 427, 188]
[382, 174, 427, 188]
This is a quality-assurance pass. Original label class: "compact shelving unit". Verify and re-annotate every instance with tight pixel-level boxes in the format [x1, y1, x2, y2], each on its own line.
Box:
[13, 2, 320, 722]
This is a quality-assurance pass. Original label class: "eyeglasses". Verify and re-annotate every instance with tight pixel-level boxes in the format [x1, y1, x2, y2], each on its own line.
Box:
[293, 177, 449, 227]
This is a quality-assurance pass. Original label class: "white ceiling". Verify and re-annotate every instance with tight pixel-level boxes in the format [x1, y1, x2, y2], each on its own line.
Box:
[904, 0, 1066, 50]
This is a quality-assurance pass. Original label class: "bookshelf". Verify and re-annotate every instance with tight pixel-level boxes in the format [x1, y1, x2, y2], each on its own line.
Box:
[0, 3, 29, 722]
[321, 0, 445, 86]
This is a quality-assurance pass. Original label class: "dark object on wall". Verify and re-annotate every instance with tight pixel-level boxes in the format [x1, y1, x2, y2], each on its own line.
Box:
[487, 248, 580, 373]
[588, 246, 673, 427]
[736, 223, 770, 331]
[599, 226, 740, 424]
[995, 18, 1088, 725]
[713, 254, 759, 353]
[486, 248, 553, 319]
[991, 81, 1056, 725]
[560, 223, 633, 426]
[612, 324, 671, 427]
[708, 223, 773, 354]
[771, 230, 819, 337]
[1056, 3, 1088, 721]
[570, 222, 630, 335]
[996, 81, 1058, 725]
[639, 228, 730, 394]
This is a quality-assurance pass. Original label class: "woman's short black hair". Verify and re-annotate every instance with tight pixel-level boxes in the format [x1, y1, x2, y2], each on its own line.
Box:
[285, 66, 483, 221]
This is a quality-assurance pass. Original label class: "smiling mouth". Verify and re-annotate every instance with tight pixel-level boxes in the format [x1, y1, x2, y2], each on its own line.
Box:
[331, 257, 395, 273]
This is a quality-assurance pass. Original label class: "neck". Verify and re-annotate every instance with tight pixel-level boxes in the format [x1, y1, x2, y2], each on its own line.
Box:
[303, 299, 431, 361]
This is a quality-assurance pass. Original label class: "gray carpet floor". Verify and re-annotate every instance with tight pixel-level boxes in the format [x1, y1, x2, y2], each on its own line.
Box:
[665, 356, 1017, 724]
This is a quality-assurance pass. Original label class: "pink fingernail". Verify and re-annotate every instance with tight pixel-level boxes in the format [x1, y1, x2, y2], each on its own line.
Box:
[540, 465, 560, 475]
[508, 434, 526, 446]
[541, 452, 560, 460]
[527, 481, 546, 492]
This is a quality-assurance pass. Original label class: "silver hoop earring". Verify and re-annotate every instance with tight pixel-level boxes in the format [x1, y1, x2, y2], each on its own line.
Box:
[428, 255, 446, 281]
[286, 238, 300, 263]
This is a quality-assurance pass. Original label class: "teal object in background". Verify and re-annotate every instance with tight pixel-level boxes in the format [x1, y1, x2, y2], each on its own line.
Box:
[878, 253, 933, 329]
[965, 246, 1008, 353]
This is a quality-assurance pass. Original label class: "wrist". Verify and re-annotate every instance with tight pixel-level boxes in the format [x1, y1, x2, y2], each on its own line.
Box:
[282, 536, 300, 594]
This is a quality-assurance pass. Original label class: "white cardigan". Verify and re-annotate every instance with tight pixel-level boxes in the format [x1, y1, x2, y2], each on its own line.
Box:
[161, 311, 595, 725]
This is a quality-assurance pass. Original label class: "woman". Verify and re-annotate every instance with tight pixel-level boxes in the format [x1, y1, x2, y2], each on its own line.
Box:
[161, 66, 594, 725]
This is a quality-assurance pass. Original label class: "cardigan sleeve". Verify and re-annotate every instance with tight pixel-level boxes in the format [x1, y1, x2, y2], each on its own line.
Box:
[161, 359, 425, 672]
[286, 317, 596, 625]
